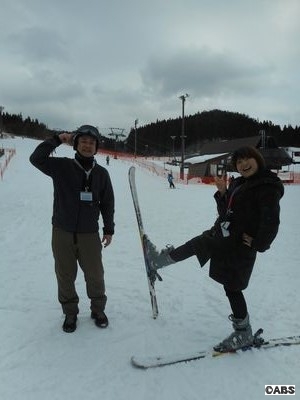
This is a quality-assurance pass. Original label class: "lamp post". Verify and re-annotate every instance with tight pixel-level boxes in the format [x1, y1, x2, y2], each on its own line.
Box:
[134, 119, 138, 158]
[178, 94, 189, 180]
[259, 129, 266, 149]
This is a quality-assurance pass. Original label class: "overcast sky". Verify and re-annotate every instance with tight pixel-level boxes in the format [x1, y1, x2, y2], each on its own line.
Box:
[1, 0, 299, 136]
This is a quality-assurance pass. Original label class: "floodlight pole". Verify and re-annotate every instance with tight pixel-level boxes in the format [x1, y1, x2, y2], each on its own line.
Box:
[170, 135, 176, 159]
[134, 119, 138, 158]
[179, 94, 189, 180]
[0, 106, 4, 134]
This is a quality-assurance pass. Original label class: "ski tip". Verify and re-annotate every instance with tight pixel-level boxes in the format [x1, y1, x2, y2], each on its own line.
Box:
[130, 356, 148, 369]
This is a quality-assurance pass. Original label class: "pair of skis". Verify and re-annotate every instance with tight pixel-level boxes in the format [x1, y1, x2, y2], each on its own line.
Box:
[128, 166, 300, 369]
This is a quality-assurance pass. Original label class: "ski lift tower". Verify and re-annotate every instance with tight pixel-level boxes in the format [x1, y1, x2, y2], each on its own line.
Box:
[109, 127, 126, 159]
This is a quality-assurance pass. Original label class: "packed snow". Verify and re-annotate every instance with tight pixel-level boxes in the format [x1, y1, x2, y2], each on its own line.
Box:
[0, 137, 299, 400]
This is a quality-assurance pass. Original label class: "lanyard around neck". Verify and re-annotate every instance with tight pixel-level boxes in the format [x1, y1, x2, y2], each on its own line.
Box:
[227, 185, 241, 211]
[74, 159, 96, 191]
[74, 158, 95, 176]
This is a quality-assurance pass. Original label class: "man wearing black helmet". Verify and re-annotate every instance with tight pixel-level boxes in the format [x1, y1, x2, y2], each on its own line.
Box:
[30, 125, 115, 333]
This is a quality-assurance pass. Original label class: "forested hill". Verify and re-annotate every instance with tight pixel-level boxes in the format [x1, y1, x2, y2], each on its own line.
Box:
[1, 109, 300, 155]
[126, 109, 300, 156]
[1, 112, 51, 139]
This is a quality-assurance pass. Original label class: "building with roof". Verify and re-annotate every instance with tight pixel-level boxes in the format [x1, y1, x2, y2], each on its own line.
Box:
[187, 135, 293, 183]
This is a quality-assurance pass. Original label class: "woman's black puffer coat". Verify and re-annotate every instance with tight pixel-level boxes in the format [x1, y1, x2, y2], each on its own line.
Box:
[199, 169, 284, 290]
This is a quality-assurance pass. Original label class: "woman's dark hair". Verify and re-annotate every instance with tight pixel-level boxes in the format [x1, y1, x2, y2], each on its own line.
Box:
[231, 146, 266, 172]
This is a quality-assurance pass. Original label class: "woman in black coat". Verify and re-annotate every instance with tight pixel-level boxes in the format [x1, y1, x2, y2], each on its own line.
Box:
[146, 146, 284, 352]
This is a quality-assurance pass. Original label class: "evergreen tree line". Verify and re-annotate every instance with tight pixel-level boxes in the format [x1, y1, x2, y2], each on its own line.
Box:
[126, 110, 300, 156]
[1, 112, 50, 139]
[0, 111, 116, 150]
[1, 109, 300, 155]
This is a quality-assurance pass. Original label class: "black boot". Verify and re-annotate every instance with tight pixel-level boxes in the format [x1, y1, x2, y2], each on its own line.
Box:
[91, 311, 109, 328]
[62, 314, 77, 333]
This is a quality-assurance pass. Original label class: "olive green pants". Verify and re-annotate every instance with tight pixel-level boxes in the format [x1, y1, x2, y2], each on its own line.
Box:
[51, 227, 107, 316]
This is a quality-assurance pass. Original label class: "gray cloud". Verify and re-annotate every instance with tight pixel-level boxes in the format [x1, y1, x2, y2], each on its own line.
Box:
[141, 47, 273, 98]
[0, 0, 299, 131]
[6, 27, 69, 64]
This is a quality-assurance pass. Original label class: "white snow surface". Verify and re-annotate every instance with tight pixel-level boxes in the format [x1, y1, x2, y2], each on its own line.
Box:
[0, 137, 299, 400]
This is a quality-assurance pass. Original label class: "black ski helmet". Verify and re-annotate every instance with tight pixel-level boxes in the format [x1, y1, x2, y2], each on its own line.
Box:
[73, 125, 101, 152]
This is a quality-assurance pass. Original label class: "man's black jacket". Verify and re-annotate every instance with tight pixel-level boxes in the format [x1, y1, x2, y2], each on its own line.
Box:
[30, 137, 115, 235]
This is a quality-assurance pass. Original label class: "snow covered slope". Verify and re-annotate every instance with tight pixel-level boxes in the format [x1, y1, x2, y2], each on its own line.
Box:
[0, 137, 299, 400]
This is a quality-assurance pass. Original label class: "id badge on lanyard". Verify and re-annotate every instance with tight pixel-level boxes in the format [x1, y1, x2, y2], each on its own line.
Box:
[220, 186, 240, 237]
[74, 158, 95, 202]
[80, 191, 93, 201]
[80, 171, 93, 202]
